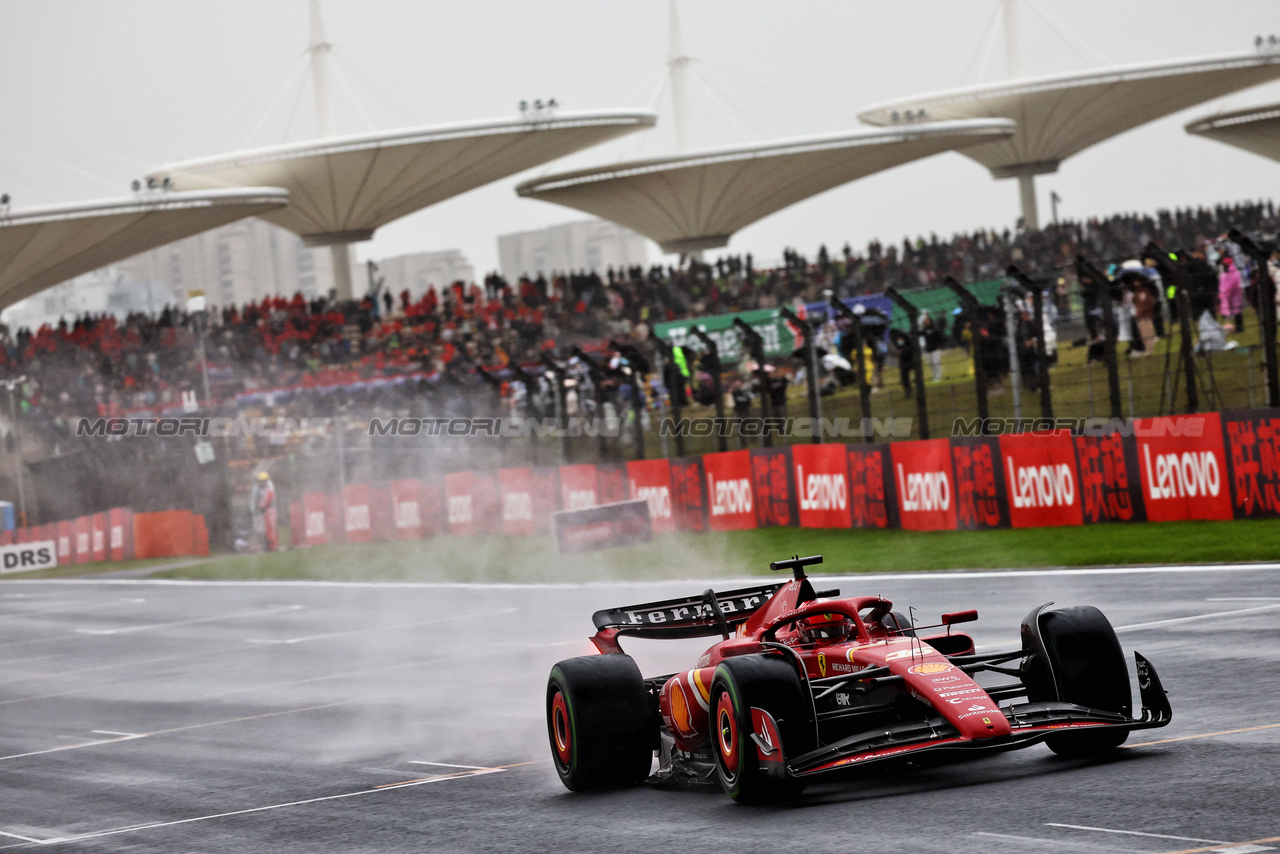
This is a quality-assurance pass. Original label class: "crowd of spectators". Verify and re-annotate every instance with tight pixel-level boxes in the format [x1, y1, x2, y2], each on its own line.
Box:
[2, 199, 1277, 445]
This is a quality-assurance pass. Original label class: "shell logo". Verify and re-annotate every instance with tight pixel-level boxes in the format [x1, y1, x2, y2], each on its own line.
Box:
[908, 662, 954, 675]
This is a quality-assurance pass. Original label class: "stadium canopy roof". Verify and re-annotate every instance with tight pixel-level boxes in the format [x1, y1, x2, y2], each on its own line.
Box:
[1186, 102, 1280, 163]
[857, 50, 1280, 228]
[514, 119, 1015, 254]
[0, 188, 289, 312]
[148, 109, 657, 247]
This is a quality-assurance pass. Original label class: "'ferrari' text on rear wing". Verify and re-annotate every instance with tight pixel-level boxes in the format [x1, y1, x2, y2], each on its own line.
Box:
[592, 583, 784, 640]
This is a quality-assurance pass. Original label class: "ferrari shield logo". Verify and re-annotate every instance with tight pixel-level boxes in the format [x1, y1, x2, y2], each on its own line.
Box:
[818, 653, 827, 677]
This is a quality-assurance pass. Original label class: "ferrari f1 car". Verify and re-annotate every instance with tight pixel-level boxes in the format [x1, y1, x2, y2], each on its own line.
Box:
[546, 554, 1171, 803]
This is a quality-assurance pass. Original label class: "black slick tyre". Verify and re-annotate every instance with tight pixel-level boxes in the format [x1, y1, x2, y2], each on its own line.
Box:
[1027, 605, 1132, 758]
[709, 654, 811, 804]
[546, 654, 654, 791]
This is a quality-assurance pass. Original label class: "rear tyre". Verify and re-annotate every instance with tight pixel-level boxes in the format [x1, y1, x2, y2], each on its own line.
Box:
[1025, 605, 1132, 758]
[709, 655, 811, 804]
[546, 654, 655, 791]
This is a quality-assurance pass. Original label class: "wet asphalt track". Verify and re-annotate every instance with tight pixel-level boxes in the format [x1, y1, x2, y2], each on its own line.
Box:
[0, 564, 1278, 853]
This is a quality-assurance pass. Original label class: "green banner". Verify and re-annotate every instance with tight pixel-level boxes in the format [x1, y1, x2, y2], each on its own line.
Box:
[653, 307, 796, 362]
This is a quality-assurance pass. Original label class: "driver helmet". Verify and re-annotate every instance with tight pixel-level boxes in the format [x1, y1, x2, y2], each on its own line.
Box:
[796, 613, 855, 644]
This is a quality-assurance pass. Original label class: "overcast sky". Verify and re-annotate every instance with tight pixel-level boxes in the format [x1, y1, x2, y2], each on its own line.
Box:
[3, 0, 1280, 276]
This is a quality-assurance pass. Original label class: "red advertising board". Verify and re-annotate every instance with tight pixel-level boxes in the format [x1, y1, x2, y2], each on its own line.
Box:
[343, 484, 372, 543]
[670, 457, 707, 532]
[559, 464, 599, 511]
[302, 492, 330, 546]
[1134, 414, 1232, 522]
[846, 444, 896, 529]
[703, 450, 756, 532]
[326, 493, 345, 545]
[626, 458, 677, 534]
[998, 432, 1083, 528]
[1222, 411, 1280, 518]
[74, 516, 91, 563]
[596, 464, 628, 505]
[952, 437, 1008, 529]
[108, 508, 133, 561]
[419, 479, 443, 537]
[368, 486, 393, 541]
[891, 438, 957, 531]
[56, 520, 72, 562]
[289, 501, 304, 547]
[530, 468, 560, 535]
[1074, 432, 1144, 523]
[444, 471, 499, 536]
[791, 444, 851, 529]
[750, 447, 795, 528]
[498, 467, 536, 537]
[91, 513, 108, 562]
[390, 479, 425, 539]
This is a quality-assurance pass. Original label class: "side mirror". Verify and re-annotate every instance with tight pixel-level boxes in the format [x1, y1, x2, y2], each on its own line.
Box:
[942, 609, 978, 626]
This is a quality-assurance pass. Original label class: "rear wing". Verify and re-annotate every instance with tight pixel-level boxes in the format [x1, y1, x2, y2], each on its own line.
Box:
[592, 583, 785, 641]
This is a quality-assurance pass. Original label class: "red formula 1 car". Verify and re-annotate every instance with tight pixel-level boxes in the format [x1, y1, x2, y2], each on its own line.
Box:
[546, 555, 1172, 803]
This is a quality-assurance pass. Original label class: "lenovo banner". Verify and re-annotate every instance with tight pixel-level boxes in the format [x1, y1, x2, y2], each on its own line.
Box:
[553, 499, 653, 554]
[791, 444, 852, 528]
[390, 479, 426, 539]
[951, 437, 1008, 530]
[596, 464, 628, 505]
[703, 450, 757, 532]
[998, 432, 1082, 528]
[670, 456, 708, 532]
[847, 444, 897, 529]
[343, 484, 373, 543]
[1222, 410, 1280, 519]
[497, 467, 536, 537]
[751, 447, 796, 528]
[559, 464, 599, 511]
[627, 459, 677, 534]
[1134, 414, 1231, 522]
[302, 492, 330, 545]
[444, 471, 499, 537]
[891, 438, 957, 531]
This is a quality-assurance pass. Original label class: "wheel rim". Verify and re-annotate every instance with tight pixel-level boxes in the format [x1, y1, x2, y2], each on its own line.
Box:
[550, 689, 572, 768]
[715, 691, 739, 778]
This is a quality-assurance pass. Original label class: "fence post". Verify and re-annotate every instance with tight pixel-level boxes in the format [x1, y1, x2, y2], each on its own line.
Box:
[943, 276, 990, 432]
[1007, 266, 1053, 420]
[1076, 256, 1123, 419]
[733, 318, 773, 448]
[829, 297, 874, 443]
[885, 286, 929, 440]
[691, 328, 728, 453]
[779, 306, 822, 443]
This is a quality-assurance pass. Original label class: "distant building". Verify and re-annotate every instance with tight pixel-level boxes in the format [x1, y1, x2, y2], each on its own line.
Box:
[498, 219, 648, 280]
[0, 266, 173, 330]
[373, 249, 476, 302]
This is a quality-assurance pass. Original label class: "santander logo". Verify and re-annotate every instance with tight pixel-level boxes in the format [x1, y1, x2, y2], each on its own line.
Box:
[632, 485, 672, 519]
[707, 474, 752, 516]
[1006, 459, 1075, 508]
[896, 465, 950, 512]
[1143, 446, 1220, 500]
[503, 492, 533, 522]
[796, 465, 847, 511]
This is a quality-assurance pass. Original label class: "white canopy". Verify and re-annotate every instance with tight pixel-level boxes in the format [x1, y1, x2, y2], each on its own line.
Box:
[858, 50, 1280, 179]
[1186, 102, 1280, 164]
[0, 188, 289, 311]
[515, 119, 1015, 253]
[149, 110, 656, 247]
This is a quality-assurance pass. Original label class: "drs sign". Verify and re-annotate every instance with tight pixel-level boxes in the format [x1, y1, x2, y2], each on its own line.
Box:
[0, 540, 58, 573]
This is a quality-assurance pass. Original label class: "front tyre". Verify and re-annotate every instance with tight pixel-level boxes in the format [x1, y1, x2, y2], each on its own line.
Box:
[546, 654, 655, 791]
[1024, 605, 1132, 758]
[709, 655, 810, 804]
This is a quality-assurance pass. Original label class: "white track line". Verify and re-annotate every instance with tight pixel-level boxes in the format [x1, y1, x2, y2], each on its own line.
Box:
[1114, 603, 1280, 633]
[7, 561, 1280, 590]
[30, 767, 506, 845]
[0, 830, 49, 844]
[76, 604, 303, 635]
[408, 761, 490, 770]
[1045, 824, 1230, 844]
[0, 733, 145, 762]
[973, 831, 1146, 851]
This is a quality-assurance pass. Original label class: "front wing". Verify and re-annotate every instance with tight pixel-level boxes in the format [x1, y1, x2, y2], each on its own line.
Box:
[779, 652, 1171, 779]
